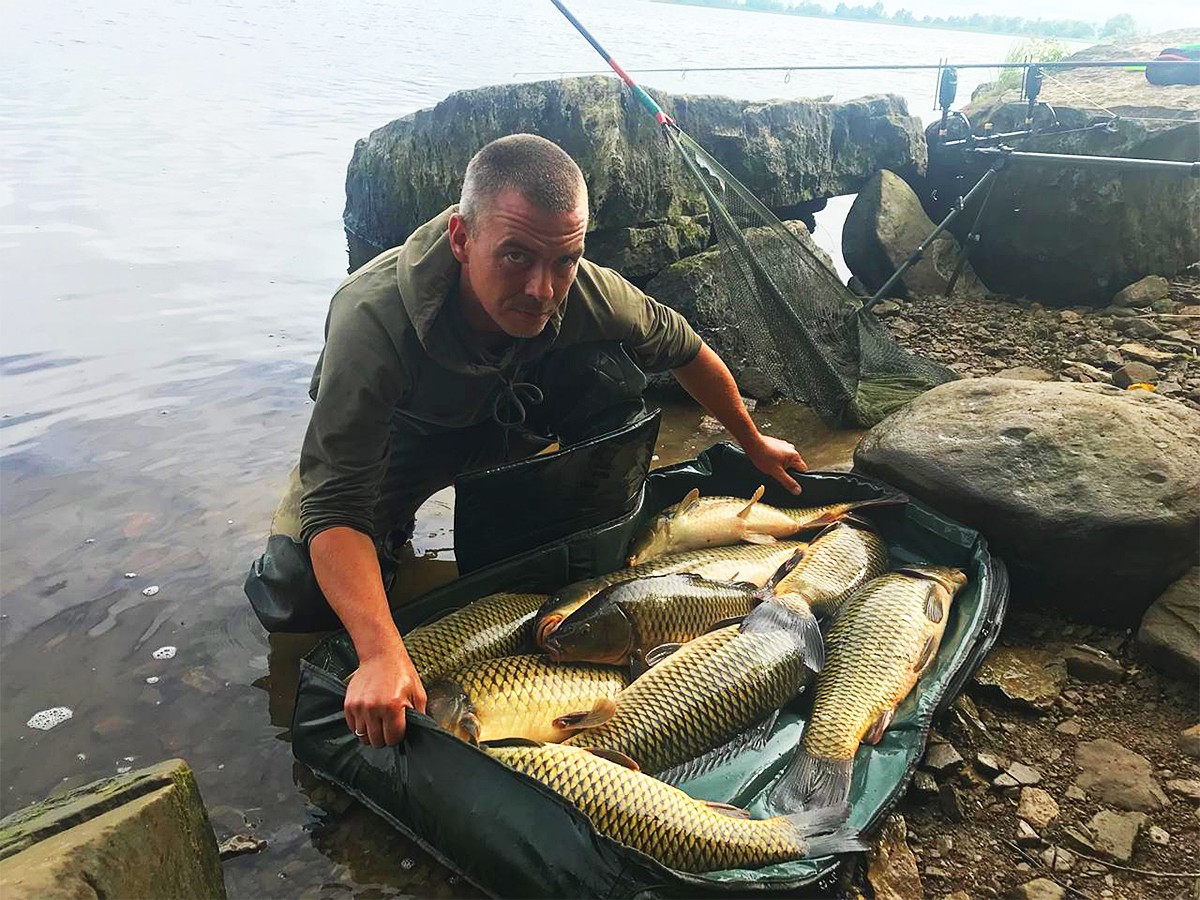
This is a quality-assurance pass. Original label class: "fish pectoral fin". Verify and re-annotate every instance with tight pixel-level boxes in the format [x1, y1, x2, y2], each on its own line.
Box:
[481, 737, 543, 748]
[584, 747, 641, 771]
[913, 633, 938, 675]
[741, 532, 777, 545]
[703, 616, 746, 634]
[923, 585, 946, 624]
[644, 642, 684, 667]
[553, 697, 617, 731]
[658, 710, 781, 786]
[863, 708, 895, 745]
[703, 801, 753, 819]
[673, 488, 701, 518]
[737, 485, 766, 519]
[629, 651, 649, 680]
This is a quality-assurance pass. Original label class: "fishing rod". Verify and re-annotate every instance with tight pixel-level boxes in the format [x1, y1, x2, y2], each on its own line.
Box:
[516, 60, 1199, 76]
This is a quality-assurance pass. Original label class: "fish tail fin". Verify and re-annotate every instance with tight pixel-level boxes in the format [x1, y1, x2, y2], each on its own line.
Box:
[769, 751, 853, 814]
[741, 598, 824, 674]
[760, 547, 806, 593]
[787, 807, 867, 858]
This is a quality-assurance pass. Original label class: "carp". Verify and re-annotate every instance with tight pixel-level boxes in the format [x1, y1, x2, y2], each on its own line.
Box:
[627, 485, 902, 566]
[769, 521, 890, 620]
[485, 740, 864, 873]
[541, 552, 803, 668]
[426, 654, 628, 745]
[533, 541, 807, 648]
[560, 597, 822, 778]
[402, 592, 548, 682]
[768, 566, 968, 813]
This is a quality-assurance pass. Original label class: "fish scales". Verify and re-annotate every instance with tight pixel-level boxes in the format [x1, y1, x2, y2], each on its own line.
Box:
[805, 574, 948, 759]
[534, 543, 806, 647]
[488, 742, 810, 873]
[430, 655, 627, 744]
[771, 524, 888, 618]
[403, 592, 548, 681]
[563, 624, 809, 774]
[605, 576, 759, 650]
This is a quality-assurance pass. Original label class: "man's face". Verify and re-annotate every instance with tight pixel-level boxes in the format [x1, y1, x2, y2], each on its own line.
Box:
[450, 188, 587, 339]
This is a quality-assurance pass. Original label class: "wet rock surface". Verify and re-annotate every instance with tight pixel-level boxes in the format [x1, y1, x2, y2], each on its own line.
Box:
[1135, 566, 1200, 680]
[865, 813, 923, 900]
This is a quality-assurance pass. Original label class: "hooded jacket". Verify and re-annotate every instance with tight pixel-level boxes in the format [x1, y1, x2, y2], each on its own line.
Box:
[298, 207, 701, 544]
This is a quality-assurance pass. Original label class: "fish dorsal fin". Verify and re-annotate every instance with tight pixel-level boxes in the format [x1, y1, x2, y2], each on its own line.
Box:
[737, 485, 766, 519]
[553, 697, 618, 731]
[482, 738, 544, 748]
[703, 801, 752, 819]
[672, 488, 701, 518]
[585, 747, 641, 771]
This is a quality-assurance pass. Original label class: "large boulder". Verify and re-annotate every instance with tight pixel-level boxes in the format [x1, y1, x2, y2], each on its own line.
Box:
[843, 169, 987, 299]
[0, 759, 225, 899]
[582, 216, 711, 287]
[919, 31, 1200, 306]
[644, 221, 839, 399]
[343, 77, 926, 260]
[853, 377, 1200, 625]
[1135, 566, 1199, 680]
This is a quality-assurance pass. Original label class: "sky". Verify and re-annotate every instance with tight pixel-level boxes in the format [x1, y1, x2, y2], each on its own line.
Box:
[861, 0, 1197, 35]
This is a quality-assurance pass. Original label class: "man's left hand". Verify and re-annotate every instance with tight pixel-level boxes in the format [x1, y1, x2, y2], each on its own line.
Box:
[744, 434, 807, 495]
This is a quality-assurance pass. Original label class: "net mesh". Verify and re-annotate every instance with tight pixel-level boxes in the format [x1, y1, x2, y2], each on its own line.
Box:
[669, 128, 956, 428]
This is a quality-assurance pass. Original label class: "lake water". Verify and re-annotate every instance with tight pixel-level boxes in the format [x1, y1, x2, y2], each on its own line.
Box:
[2, 1, 1025, 894]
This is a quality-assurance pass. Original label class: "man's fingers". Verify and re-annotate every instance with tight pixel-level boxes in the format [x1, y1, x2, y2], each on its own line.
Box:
[383, 707, 406, 746]
[790, 452, 809, 473]
[366, 713, 387, 748]
[776, 467, 802, 495]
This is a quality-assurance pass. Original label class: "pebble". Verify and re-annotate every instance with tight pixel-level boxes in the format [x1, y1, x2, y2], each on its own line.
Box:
[976, 752, 1003, 778]
[993, 773, 1020, 791]
[145, 676, 160, 685]
[1086, 809, 1147, 864]
[1181, 724, 1200, 759]
[1055, 719, 1081, 736]
[1007, 762, 1042, 786]
[152, 646, 177, 660]
[123, 572, 137, 579]
[218, 834, 267, 860]
[1065, 785, 1087, 801]
[1016, 877, 1065, 900]
[1165, 778, 1200, 801]
[1039, 846, 1075, 873]
[1062, 645, 1125, 683]
[1017, 787, 1059, 829]
[924, 742, 964, 772]
[1016, 819, 1041, 846]
[1147, 825, 1170, 846]
[1075, 739, 1166, 812]
[141, 586, 160, 597]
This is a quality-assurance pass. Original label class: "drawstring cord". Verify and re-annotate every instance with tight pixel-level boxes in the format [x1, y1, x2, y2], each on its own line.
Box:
[491, 365, 544, 461]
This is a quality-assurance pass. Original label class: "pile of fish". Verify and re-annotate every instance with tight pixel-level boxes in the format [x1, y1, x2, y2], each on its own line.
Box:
[393, 486, 969, 874]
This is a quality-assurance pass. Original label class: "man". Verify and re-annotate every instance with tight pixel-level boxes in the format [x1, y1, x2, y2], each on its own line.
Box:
[264, 134, 806, 748]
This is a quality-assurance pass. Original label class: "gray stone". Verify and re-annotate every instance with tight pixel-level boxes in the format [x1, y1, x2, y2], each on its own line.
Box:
[1016, 877, 1066, 900]
[1063, 645, 1126, 683]
[582, 217, 709, 284]
[973, 646, 1066, 711]
[217, 833, 267, 860]
[923, 742, 964, 772]
[938, 782, 968, 823]
[1113, 275, 1171, 309]
[1040, 846, 1076, 873]
[1118, 318, 1164, 341]
[1147, 825, 1170, 846]
[1086, 809, 1146, 863]
[1135, 567, 1200, 681]
[871, 300, 903, 317]
[1017, 788, 1060, 829]
[1166, 778, 1200, 801]
[996, 366, 1055, 381]
[866, 814, 923, 900]
[910, 771, 939, 799]
[854, 378, 1200, 625]
[1008, 762, 1043, 786]
[1181, 724, 1200, 758]
[975, 752, 1003, 778]
[1113, 361, 1161, 388]
[1075, 739, 1167, 812]
[1065, 785, 1087, 801]
[344, 77, 925, 250]
[993, 773, 1021, 791]
[1120, 342, 1177, 365]
[843, 169, 986, 299]
[0, 759, 225, 899]
[1016, 819, 1041, 846]
[1056, 719, 1082, 736]
[1061, 825, 1098, 855]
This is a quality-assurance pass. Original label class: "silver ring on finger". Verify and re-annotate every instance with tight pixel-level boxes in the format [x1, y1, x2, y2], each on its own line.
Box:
[354, 729, 367, 737]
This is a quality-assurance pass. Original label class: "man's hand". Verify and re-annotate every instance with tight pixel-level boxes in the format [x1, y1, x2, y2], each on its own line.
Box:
[345, 644, 427, 747]
[744, 433, 807, 495]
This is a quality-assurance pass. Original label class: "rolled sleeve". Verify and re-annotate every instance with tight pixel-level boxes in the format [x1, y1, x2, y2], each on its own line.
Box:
[298, 294, 406, 545]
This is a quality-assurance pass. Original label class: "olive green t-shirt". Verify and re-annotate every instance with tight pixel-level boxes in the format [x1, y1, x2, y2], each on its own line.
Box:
[298, 207, 701, 544]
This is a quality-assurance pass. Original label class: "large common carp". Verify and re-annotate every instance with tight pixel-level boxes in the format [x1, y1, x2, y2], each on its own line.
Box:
[426, 655, 628, 744]
[485, 740, 864, 873]
[770, 521, 890, 620]
[541, 554, 803, 668]
[769, 566, 968, 813]
[402, 592, 548, 681]
[560, 598, 822, 777]
[533, 541, 808, 648]
[627, 485, 903, 566]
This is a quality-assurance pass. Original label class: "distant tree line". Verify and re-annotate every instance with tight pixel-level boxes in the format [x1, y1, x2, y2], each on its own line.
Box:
[665, 0, 1141, 41]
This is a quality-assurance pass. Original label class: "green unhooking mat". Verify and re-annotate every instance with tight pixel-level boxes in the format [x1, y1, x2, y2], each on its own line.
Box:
[292, 443, 1009, 898]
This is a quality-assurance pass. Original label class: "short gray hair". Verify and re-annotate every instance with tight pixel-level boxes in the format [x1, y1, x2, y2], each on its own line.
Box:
[459, 134, 587, 229]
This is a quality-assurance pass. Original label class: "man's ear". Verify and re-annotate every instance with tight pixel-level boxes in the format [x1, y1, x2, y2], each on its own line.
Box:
[448, 213, 470, 265]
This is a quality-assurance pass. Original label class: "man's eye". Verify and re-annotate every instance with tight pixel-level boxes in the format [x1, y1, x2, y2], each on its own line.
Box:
[505, 251, 527, 264]
[558, 257, 580, 269]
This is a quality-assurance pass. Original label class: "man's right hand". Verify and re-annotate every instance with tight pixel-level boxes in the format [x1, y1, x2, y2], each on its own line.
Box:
[345, 644, 427, 747]
[310, 526, 428, 747]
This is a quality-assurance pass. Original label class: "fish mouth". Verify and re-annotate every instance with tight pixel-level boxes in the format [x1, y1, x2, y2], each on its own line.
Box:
[536, 614, 564, 648]
[542, 637, 564, 664]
